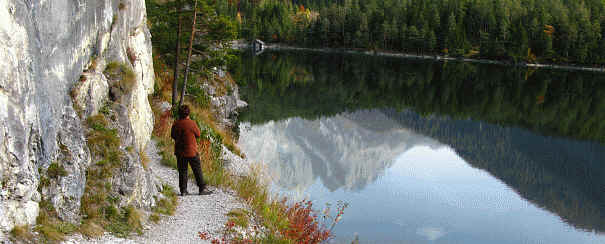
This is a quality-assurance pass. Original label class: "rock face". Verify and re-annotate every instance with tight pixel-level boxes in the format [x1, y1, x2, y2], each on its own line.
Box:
[0, 0, 158, 239]
[202, 74, 247, 129]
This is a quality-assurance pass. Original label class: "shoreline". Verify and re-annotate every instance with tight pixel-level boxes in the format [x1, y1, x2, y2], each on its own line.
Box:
[239, 42, 605, 73]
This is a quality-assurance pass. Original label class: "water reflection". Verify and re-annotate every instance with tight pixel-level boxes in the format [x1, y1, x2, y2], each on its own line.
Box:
[233, 50, 605, 242]
[239, 110, 443, 192]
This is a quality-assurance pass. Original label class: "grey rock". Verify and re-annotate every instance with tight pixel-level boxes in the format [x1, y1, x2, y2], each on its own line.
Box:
[0, 0, 158, 239]
[203, 81, 247, 129]
[110, 85, 123, 102]
[72, 72, 110, 118]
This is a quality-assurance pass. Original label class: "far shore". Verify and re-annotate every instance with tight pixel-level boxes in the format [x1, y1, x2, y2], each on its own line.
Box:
[236, 42, 605, 73]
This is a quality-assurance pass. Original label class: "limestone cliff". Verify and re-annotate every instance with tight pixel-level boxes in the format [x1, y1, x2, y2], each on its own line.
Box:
[0, 0, 159, 240]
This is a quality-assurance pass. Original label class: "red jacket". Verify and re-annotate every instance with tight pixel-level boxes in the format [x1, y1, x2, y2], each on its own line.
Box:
[171, 118, 201, 158]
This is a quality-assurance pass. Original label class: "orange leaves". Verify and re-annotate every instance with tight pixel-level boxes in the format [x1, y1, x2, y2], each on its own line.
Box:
[280, 200, 330, 243]
[544, 25, 555, 36]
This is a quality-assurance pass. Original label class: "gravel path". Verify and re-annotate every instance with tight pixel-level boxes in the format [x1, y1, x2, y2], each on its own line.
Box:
[65, 140, 248, 244]
[132, 140, 247, 244]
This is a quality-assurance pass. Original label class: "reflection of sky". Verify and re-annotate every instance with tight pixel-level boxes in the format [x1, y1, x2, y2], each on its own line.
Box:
[240, 109, 605, 243]
[272, 146, 605, 244]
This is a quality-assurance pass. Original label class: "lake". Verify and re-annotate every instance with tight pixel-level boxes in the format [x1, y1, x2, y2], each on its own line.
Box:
[231, 50, 605, 244]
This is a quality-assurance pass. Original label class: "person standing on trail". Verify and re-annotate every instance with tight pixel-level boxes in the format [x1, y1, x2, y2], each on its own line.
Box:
[171, 105, 212, 196]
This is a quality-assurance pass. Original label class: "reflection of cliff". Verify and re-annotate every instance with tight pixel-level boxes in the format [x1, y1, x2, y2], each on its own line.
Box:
[235, 49, 605, 234]
[238, 110, 443, 192]
[383, 109, 605, 233]
[235, 50, 605, 143]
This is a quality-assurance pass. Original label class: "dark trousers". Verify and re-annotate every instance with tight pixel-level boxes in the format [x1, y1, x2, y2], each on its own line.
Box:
[177, 154, 205, 193]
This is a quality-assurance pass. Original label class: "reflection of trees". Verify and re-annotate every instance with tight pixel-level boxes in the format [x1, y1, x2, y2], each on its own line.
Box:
[232, 50, 605, 143]
[232, 50, 605, 233]
[383, 109, 605, 234]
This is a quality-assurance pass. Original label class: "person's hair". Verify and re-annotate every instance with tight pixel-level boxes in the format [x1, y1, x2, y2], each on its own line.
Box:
[178, 105, 190, 119]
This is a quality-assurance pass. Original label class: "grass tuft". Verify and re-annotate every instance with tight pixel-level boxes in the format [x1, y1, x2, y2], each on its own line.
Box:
[104, 61, 137, 93]
[80, 113, 145, 238]
[10, 225, 34, 242]
[152, 184, 178, 216]
[47, 162, 67, 179]
[139, 150, 149, 169]
[35, 199, 78, 242]
[226, 209, 250, 228]
[79, 221, 104, 238]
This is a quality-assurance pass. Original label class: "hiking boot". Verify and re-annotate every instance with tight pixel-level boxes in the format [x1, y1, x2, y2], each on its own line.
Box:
[180, 191, 189, 196]
[199, 189, 213, 195]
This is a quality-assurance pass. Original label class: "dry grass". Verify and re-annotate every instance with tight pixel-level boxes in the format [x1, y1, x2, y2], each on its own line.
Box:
[10, 225, 34, 243]
[139, 149, 149, 169]
[79, 221, 104, 238]
[189, 104, 242, 157]
[88, 56, 98, 71]
[152, 184, 178, 217]
[80, 113, 144, 238]
[35, 199, 78, 242]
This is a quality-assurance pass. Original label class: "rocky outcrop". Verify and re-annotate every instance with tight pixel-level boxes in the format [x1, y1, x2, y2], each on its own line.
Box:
[201, 74, 247, 129]
[0, 0, 158, 240]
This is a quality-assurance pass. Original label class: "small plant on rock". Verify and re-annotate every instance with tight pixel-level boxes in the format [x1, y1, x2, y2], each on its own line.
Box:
[47, 162, 67, 179]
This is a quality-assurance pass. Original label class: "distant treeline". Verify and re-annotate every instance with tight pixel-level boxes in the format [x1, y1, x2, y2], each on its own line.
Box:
[232, 50, 605, 144]
[226, 0, 605, 65]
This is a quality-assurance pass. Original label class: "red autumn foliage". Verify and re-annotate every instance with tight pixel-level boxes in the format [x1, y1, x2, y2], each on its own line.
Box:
[153, 109, 173, 138]
[199, 199, 346, 243]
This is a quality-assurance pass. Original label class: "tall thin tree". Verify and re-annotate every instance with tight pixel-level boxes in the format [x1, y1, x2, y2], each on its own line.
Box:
[172, 0, 183, 107]
[178, 0, 199, 108]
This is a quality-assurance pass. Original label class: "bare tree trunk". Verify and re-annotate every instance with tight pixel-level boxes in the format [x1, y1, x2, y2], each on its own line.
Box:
[178, 0, 198, 108]
[172, 0, 182, 108]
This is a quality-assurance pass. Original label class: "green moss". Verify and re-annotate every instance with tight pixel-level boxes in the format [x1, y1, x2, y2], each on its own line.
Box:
[47, 162, 67, 179]
[39, 175, 50, 189]
[149, 213, 160, 223]
[100, 101, 112, 116]
[104, 61, 136, 93]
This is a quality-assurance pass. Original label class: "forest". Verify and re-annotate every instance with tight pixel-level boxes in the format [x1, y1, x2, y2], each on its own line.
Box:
[225, 0, 605, 65]
[232, 50, 605, 143]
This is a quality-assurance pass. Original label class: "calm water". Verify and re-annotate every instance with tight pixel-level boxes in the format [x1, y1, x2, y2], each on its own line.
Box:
[232, 50, 605, 244]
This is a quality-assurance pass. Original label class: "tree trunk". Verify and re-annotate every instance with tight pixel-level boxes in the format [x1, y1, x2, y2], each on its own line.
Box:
[178, 0, 198, 108]
[172, 0, 182, 108]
